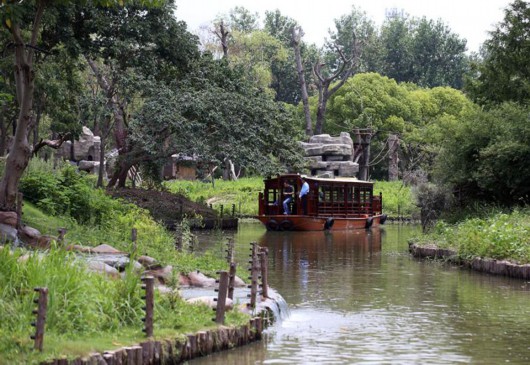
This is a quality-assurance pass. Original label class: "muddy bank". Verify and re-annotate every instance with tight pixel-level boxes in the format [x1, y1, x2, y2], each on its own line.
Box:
[408, 242, 530, 280]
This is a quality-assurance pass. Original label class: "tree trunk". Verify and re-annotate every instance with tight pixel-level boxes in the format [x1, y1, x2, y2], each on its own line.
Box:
[86, 57, 130, 188]
[214, 21, 230, 59]
[97, 134, 106, 188]
[388, 134, 400, 181]
[314, 87, 329, 135]
[0, 5, 45, 211]
[291, 27, 312, 137]
[0, 103, 8, 156]
[359, 131, 372, 181]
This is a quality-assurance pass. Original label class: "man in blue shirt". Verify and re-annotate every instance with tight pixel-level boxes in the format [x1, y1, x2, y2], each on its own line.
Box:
[299, 177, 309, 215]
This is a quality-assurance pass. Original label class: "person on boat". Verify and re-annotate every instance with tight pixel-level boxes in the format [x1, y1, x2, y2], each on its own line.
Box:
[299, 177, 309, 215]
[283, 181, 294, 214]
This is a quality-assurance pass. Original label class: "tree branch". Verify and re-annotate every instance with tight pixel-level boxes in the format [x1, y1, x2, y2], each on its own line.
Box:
[32, 133, 71, 156]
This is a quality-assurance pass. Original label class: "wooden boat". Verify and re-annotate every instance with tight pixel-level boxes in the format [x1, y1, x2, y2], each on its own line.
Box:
[257, 174, 387, 231]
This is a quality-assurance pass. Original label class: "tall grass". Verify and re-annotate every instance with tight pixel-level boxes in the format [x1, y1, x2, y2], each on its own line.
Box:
[412, 209, 530, 263]
[166, 177, 419, 218]
[0, 245, 248, 364]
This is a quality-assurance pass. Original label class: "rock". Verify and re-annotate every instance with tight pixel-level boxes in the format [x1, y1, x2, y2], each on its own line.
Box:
[91, 244, 124, 254]
[0, 211, 17, 227]
[78, 160, 100, 173]
[145, 265, 173, 284]
[155, 285, 180, 295]
[18, 225, 49, 248]
[186, 296, 234, 310]
[65, 244, 92, 253]
[188, 271, 216, 287]
[19, 225, 40, 239]
[233, 275, 246, 287]
[179, 274, 191, 287]
[0, 223, 18, 243]
[137, 255, 161, 269]
[86, 261, 120, 278]
[338, 162, 359, 177]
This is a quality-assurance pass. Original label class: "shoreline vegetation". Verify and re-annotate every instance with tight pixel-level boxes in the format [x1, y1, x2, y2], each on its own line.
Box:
[408, 209, 530, 279]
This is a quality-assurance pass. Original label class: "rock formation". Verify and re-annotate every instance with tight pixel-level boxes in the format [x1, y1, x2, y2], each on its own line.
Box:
[300, 132, 359, 178]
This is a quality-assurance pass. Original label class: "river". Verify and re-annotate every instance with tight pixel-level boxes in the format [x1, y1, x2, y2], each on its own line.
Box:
[190, 222, 530, 364]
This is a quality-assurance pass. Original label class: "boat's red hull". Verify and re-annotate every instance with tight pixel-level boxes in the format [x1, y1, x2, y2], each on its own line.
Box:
[256, 214, 386, 231]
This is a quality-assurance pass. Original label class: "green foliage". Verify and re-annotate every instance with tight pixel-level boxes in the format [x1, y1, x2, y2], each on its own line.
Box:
[374, 180, 417, 217]
[378, 13, 469, 89]
[129, 57, 306, 180]
[466, 0, 530, 104]
[434, 102, 530, 205]
[413, 209, 530, 263]
[19, 159, 124, 225]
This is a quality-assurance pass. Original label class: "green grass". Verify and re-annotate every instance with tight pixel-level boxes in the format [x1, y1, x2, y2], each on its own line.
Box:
[166, 177, 418, 218]
[411, 209, 530, 264]
[0, 246, 249, 365]
[165, 177, 263, 217]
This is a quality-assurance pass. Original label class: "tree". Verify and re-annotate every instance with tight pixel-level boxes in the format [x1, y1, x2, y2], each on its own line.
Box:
[291, 26, 313, 136]
[0, 0, 161, 211]
[128, 57, 306, 180]
[435, 102, 530, 205]
[327, 6, 379, 73]
[410, 17, 468, 88]
[264, 10, 304, 104]
[466, 0, 530, 104]
[229, 6, 260, 32]
[60, 0, 198, 187]
[378, 12, 468, 89]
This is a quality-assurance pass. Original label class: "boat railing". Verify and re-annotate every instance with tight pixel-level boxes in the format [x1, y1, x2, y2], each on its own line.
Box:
[317, 200, 373, 216]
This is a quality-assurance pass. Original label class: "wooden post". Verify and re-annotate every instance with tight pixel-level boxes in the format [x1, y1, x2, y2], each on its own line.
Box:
[141, 276, 154, 337]
[214, 271, 229, 324]
[247, 242, 259, 309]
[31, 287, 48, 351]
[220, 205, 224, 218]
[225, 238, 234, 264]
[259, 247, 269, 298]
[231, 204, 235, 217]
[228, 262, 237, 300]
[16, 192, 23, 230]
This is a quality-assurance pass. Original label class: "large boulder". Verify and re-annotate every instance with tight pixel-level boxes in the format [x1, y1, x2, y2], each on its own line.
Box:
[188, 271, 216, 287]
[86, 261, 120, 279]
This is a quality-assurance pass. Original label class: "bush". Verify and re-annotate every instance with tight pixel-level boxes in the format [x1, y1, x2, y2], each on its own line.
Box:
[20, 159, 126, 225]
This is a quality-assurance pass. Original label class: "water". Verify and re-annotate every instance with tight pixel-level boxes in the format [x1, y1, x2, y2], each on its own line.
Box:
[190, 223, 530, 364]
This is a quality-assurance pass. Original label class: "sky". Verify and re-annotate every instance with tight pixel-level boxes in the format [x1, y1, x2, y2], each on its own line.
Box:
[175, 0, 513, 54]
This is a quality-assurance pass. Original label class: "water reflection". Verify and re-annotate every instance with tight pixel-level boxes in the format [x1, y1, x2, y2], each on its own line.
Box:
[191, 224, 530, 365]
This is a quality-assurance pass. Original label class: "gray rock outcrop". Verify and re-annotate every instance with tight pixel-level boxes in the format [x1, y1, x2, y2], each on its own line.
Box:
[300, 132, 359, 177]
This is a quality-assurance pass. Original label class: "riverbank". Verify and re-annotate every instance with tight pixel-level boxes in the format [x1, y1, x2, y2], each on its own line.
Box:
[408, 209, 530, 280]
[408, 242, 530, 280]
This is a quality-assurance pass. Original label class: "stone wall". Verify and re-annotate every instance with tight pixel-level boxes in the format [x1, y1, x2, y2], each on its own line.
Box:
[300, 132, 359, 178]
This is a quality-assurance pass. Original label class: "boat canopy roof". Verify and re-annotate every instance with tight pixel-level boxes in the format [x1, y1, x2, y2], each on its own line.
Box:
[265, 174, 374, 187]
